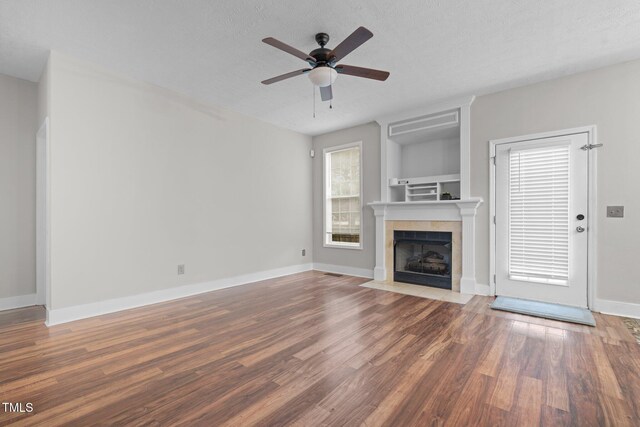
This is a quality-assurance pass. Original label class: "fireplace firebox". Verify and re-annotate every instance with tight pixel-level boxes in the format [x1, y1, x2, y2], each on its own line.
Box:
[393, 230, 452, 289]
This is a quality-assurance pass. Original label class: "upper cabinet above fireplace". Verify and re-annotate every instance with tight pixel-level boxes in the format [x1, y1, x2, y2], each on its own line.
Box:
[376, 96, 474, 204]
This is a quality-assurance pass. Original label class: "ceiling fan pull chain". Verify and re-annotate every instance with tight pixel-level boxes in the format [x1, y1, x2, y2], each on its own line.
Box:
[313, 84, 316, 118]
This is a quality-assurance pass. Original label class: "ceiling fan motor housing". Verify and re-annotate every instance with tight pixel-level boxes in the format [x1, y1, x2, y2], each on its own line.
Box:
[309, 48, 334, 65]
[311, 33, 336, 65]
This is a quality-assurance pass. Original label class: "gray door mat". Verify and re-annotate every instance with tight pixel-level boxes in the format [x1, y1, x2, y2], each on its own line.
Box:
[491, 296, 596, 326]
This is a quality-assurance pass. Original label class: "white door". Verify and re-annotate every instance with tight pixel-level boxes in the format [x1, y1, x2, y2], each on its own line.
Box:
[495, 132, 589, 307]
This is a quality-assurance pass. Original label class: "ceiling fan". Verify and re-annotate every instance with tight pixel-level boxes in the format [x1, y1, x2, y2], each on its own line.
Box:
[261, 27, 390, 102]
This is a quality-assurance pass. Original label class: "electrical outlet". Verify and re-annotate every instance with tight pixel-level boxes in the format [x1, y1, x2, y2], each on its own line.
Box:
[607, 206, 624, 218]
[301, 249, 306, 256]
[177, 264, 185, 275]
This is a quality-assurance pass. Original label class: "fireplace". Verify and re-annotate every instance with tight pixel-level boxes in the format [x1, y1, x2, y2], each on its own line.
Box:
[393, 230, 452, 289]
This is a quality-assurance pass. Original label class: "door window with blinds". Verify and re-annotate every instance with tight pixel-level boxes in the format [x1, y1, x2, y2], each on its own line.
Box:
[324, 142, 362, 249]
[508, 144, 570, 285]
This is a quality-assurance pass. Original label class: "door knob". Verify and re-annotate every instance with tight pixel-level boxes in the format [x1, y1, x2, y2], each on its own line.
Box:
[576, 226, 585, 232]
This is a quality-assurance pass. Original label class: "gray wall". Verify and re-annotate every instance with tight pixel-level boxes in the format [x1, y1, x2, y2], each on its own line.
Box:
[312, 122, 381, 273]
[472, 58, 640, 304]
[46, 52, 313, 309]
[0, 74, 38, 299]
[400, 137, 460, 178]
[314, 59, 640, 308]
[7, 51, 639, 310]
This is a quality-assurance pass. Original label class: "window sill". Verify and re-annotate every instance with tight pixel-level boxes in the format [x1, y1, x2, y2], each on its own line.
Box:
[323, 243, 363, 251]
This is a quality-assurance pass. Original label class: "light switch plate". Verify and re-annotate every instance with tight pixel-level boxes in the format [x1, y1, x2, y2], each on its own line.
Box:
[607, 206, 624, 218]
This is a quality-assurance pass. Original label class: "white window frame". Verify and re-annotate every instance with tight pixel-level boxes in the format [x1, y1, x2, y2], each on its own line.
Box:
[323, 141, 364, 250]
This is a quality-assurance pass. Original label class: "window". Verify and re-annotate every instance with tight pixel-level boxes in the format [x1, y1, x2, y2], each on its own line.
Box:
[508, 144, 570, 285]
[324, 142, 362, 249]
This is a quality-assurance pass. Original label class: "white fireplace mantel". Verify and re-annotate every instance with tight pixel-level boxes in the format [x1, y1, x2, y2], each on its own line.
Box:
[369, 198, 483, 294]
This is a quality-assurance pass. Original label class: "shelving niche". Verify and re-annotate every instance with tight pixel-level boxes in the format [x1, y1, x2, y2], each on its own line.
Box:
[386, 109, 462, 202]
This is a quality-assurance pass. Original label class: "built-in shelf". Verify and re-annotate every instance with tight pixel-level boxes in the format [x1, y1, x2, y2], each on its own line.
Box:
[389, 174, 461, 202]
[384, 107, 463, 202]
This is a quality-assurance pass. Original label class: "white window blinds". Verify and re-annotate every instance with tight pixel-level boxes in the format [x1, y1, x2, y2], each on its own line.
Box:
[508, 145, 570, 285]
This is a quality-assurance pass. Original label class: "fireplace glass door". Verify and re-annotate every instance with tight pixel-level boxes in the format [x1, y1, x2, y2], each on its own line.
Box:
[393, 230, 452, 289]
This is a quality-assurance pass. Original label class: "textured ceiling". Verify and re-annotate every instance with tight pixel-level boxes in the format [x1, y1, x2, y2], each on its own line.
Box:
[1, 0, 640, 135]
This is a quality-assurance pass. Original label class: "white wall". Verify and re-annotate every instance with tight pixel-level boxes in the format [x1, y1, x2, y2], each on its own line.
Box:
[312, 122, 380, 274]
[46, 52, 312, 310]
[0, 74, 38, 300]
[472, 58, 640, 306]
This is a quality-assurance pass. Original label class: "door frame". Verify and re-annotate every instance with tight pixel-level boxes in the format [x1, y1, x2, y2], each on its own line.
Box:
[489, 126, 598, 309]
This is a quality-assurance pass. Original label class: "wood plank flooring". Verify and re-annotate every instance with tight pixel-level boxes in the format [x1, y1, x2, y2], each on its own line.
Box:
[1, 270, 639, 426]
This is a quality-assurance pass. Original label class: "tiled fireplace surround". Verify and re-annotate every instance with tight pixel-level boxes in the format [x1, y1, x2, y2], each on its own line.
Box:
[370, 199, 484, 295]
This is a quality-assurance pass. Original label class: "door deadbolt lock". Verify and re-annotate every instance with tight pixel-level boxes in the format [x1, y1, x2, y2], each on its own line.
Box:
[576, 226, 585, 232]
[576, 214, 585, 220]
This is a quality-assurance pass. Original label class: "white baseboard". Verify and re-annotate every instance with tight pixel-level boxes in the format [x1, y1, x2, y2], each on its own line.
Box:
[46, 263, 313, 326]
[459, 277, 477, 295]
[474, 283, 491, 296]
[0, 293, 37, 311]
[593, 297, 640, 319]
[313, 263, 374, 279]
[373, 267, 386, 281]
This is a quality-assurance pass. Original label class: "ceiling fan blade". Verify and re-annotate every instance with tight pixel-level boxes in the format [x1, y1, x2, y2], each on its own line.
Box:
[329, 27, 373, 62]
[335, 64, 389, 81]
[261, 69, 311, 85]
[319, 85, 333, 101]
[262, 37, 316, 64]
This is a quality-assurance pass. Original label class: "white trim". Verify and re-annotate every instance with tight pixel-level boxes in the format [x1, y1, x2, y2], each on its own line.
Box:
[377, 95, 475, 204]
[377, 119, 388, 205]
[489, 126, 597, 146]
[0, 294, 37, 311]
[459, 101, 473, 199]
[368, 198, 482, 291]
[593, 298, 640, 320]
[45, 263, 313, 326]
[587, 128, 598, 314]
[377, 95, 476, 127]
[489, 126, 598, 307]
[36, 118, 51, 308]
[489, 140, 497, 296]
[322, 141, 364, 250]
[475, 283, 491, 296]
[372, 202, 387, 281]
[458, 201, 482, 294]
[313, 263, 374, 279]
[323, 243, 362, 250]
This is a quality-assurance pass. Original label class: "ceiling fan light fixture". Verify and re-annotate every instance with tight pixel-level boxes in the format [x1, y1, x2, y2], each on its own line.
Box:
[308, 66, 337, 87]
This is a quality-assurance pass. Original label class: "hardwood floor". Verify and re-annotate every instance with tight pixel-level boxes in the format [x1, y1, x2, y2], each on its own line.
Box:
[1, 271, 639, 426]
